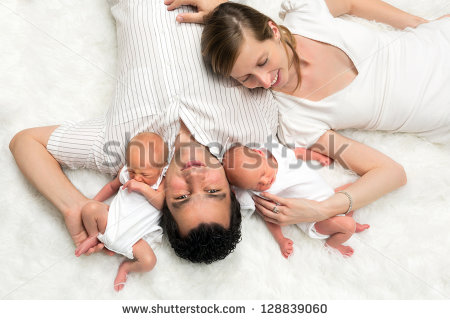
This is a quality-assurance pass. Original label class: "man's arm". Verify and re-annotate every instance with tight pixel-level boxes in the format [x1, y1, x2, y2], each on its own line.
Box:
[325, 0, 428, 29]
[9, 126, 95, 250]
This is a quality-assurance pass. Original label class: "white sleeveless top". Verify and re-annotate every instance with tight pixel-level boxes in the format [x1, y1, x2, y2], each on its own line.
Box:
[233, 143, 334, 239]
[276, 0, 450, 147]
[97, 165, 165, 259]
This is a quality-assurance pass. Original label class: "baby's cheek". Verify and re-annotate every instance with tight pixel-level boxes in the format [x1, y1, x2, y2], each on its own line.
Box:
[257, 184, 271, 192]
[144, 177, 158, 186]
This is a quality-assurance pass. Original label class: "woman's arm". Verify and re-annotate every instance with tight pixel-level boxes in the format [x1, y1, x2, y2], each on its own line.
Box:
[165, 0, 227, 23]
[325, 0, 428, 29]
[253, 130, 407, 225]
[312, 130, 407, 213]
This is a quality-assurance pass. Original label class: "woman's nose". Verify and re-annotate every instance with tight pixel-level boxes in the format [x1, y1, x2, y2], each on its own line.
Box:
[255, 71, 271, 89]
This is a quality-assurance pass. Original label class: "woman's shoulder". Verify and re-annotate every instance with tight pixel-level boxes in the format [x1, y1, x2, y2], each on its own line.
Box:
[280, 0, 333, 20]
[280, 0, 335, 37]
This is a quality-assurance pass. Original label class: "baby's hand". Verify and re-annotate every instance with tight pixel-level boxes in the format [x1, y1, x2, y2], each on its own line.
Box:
[150, 180, 166, 210]
[122, 179, 148, 194]
[294, 147, 333, 166]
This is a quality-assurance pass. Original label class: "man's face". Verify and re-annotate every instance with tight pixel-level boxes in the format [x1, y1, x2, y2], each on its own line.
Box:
[164, 141, 231, 236]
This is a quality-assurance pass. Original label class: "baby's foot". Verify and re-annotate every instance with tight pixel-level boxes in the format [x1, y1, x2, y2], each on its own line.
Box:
[278, 238, 294, 259]
[75, 235, 100, 257]
[114, 263, 129, 292]
[334, 244, 354, 257]
[355, 223, 370, 233]
[325, 242, 354, 257]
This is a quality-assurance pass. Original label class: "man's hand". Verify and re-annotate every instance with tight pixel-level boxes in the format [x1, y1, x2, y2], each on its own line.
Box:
[65, 203, 114, 256]
[164, 0, 228, 23]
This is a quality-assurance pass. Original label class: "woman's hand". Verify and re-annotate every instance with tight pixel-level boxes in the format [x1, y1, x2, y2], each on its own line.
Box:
[164, 0, 228, 23]
[252, 193, 329, 226]
[437, 14, 450, 21]
[407, 16, 429, 28]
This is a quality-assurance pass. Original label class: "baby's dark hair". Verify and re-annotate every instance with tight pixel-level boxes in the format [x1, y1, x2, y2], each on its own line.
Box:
[160, 191, 242, 264]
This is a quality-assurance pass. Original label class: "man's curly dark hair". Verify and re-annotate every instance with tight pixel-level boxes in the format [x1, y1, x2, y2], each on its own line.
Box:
[160, 191, 241, 264]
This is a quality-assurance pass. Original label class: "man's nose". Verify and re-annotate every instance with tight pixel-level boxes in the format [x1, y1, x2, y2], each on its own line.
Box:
[183, 167, 207, 183]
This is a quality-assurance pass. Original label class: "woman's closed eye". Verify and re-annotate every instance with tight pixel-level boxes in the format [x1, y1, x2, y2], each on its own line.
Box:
[242, 75, 251, 83]
[257, 58, 268, 67]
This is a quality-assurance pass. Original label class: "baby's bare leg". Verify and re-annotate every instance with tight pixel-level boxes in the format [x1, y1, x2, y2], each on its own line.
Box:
[314, 216, 357, 257]
[75, 201, 109, 257]
[114, 239, 156, 291]
[265, 221, 293, 259]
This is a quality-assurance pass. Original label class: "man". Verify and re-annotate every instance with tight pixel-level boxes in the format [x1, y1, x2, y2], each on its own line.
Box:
[10, 0, 278, 263]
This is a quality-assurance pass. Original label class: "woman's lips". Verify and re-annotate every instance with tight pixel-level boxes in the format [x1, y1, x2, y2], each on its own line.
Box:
[272, 70, 281, 87]
[182, 160, 205, 171]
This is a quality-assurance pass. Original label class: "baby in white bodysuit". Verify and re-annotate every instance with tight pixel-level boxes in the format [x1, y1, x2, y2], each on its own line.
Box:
[75, 132, 168, 291]
[223, 142, 369, 258]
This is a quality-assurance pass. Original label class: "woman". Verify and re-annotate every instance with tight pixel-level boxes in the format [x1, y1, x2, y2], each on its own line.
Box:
[165, 0, 450, 224]
[170, 0, 449, 145]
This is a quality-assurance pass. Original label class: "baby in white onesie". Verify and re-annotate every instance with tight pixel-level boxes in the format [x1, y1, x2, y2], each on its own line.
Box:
[75, 132, 168, 291]
[223, 142, 369, 258]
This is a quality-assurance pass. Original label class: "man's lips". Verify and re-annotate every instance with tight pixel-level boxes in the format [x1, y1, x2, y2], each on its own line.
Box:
[182, 160, 205, 171]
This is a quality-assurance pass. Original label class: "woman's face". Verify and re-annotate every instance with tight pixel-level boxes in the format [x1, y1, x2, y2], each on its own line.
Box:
[230, 22, 291, 90]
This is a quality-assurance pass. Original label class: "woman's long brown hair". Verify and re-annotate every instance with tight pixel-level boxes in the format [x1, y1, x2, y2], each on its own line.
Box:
[201, 2, 301, 91]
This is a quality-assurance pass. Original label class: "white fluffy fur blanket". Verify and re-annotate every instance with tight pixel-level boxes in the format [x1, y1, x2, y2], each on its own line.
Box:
[1, 0, 449, 299]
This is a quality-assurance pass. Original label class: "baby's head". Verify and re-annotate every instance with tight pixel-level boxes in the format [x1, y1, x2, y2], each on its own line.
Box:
[223, 145, 277, 191]
[126, 132, 168, 186]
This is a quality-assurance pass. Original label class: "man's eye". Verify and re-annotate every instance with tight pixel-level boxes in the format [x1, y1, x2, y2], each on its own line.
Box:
[208, 189, 219, 193]
[175, 195, 188, 200]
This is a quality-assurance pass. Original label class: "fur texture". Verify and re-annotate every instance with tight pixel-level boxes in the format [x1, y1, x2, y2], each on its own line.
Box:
[1, 0, 449, 299]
